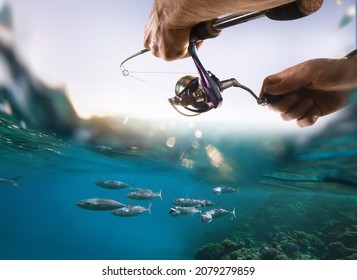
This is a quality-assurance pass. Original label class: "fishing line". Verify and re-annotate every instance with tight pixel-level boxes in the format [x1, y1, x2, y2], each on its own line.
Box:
[126, 73, 173, 93]
[128, 71, 195, 75]
[125, 71, 196, 92]
[120, 49, 197, 94]
[216, 110, 241, 122]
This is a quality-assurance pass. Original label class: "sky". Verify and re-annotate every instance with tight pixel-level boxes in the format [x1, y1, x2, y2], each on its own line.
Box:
[3, 0, 357, 133]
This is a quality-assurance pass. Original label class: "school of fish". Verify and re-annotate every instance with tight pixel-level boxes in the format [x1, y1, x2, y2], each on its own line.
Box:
[75, 179, 239, 223]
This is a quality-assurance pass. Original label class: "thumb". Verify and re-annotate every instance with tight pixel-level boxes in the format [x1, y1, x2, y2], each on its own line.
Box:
[260, 75, 285, 97]
[263, 65, 308, 95]
[263, 75, 295, 95]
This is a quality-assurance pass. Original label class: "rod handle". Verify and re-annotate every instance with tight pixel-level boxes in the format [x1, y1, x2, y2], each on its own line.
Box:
[190, 19, 221, 42]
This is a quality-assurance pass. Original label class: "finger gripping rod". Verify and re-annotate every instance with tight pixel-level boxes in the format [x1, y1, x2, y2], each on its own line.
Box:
[190, 0, 323, 42]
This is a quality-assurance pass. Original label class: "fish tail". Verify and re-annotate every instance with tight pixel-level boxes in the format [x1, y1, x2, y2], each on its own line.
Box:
[158, 189, 163, 200]
[148, 202, 152, 215]
[9, 176, 20, 187]
[231, 207, 236, 219]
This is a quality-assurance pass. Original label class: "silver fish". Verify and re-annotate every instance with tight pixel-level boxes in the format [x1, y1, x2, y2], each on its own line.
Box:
[212, 186, 239, 195]
[172, 198, 216, 207]
[126, 189, 162, 200]
[76, 198, 126, 211]
[129, 186, 152, 192]
[112, 203, 152, 217]
[0, 176, 20, 187]
[95, 180, 132, 190]
[169, 206, 201, 217]
[201, 207, 236, 223]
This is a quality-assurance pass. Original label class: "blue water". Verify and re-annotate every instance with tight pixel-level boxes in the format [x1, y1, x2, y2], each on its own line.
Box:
[1, 114, 357, 260]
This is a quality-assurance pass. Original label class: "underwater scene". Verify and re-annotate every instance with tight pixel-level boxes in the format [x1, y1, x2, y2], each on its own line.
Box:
[1, 108, 357, 260]
[1, 1, 357, 260]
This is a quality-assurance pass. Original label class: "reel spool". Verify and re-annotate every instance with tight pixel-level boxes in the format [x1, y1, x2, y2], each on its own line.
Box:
[169, 75, 212, 116]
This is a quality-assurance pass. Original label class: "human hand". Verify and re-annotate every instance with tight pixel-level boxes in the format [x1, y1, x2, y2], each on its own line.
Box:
[143, 0, 295, 61]
[143, 1, 192, 61]
[260, 58, 356, 127]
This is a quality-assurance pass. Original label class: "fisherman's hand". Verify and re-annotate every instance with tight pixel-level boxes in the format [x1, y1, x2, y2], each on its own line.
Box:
[143, 0, 293, 61]
[260, 58, 357, 127]
[144, 0, 192, 61]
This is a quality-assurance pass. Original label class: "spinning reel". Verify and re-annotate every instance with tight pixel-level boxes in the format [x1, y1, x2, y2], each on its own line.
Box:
[120, 0, 323, 116]
[168, 42, 269, 116]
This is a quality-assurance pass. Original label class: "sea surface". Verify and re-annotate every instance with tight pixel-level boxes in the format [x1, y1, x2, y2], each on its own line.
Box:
[1, 113, 357, 260]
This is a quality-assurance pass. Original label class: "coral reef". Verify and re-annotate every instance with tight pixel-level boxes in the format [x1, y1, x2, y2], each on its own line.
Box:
[195, 194, 357, 260]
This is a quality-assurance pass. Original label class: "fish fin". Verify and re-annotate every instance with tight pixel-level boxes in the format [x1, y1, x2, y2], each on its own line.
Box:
[231, 207, 236, 219]
[129, 183, 136, 190]
[148, 202, 152, 215]
[10, 176, 20, 187]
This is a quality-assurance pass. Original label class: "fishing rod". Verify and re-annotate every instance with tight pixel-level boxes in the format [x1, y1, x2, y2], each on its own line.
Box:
[121, 0, 323, 116]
